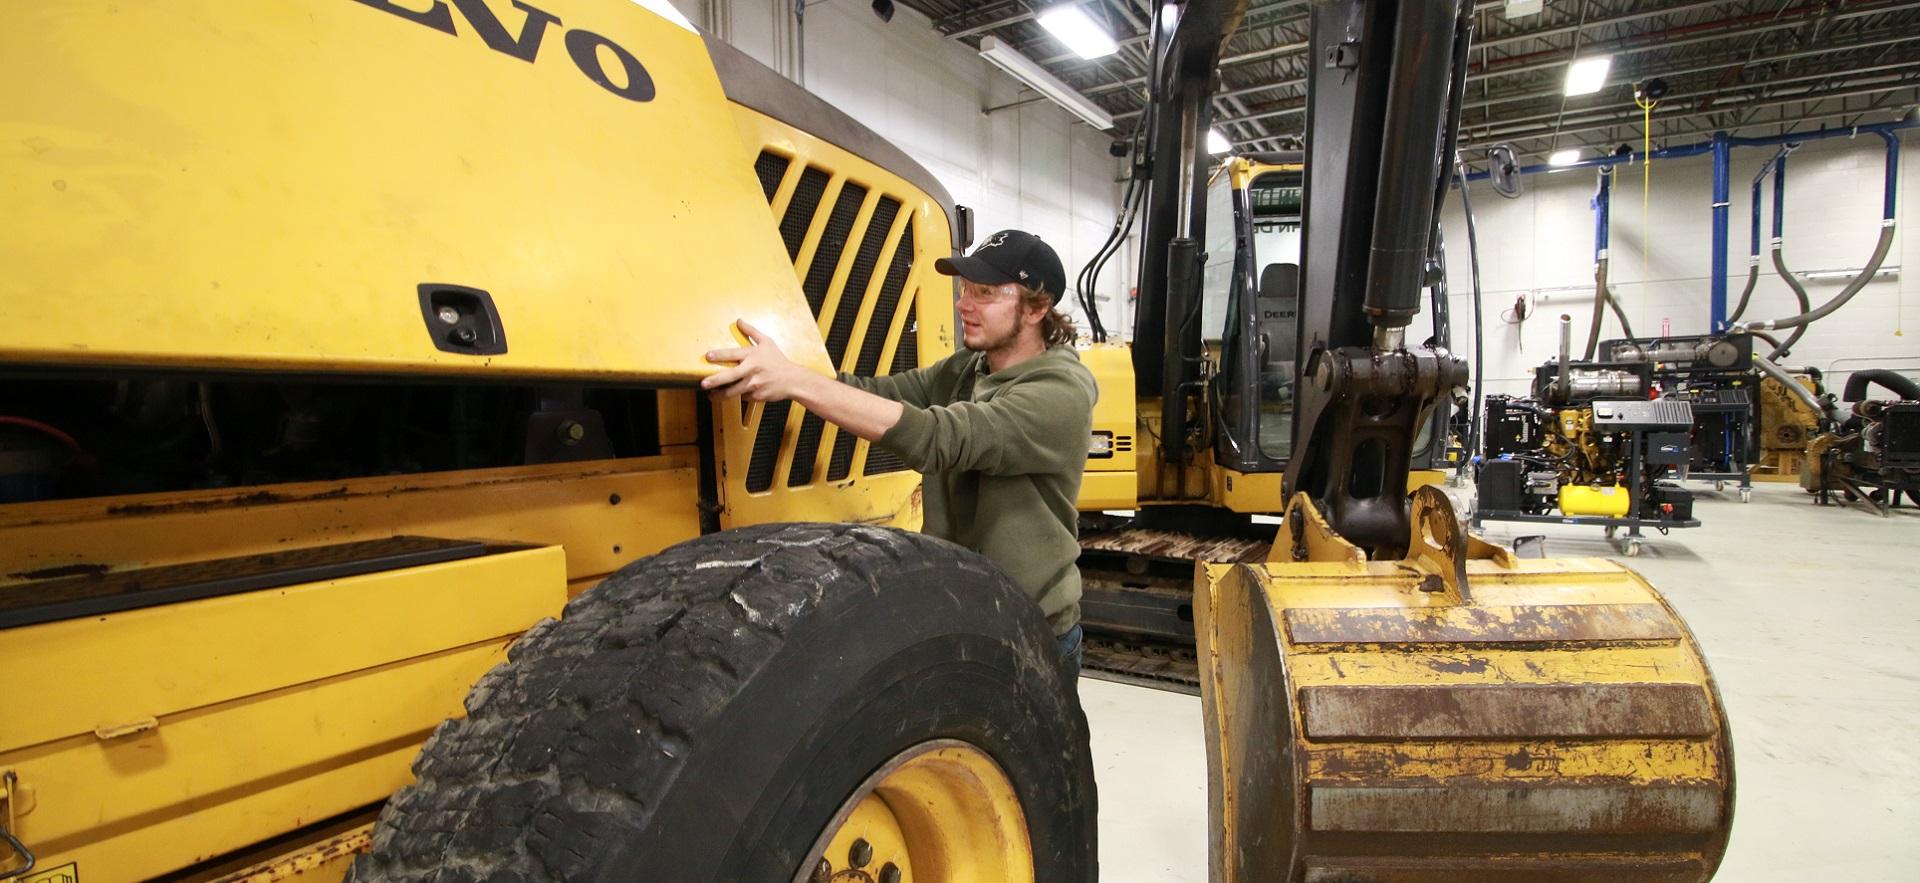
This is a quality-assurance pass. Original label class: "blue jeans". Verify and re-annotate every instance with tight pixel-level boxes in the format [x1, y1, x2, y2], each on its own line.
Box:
[1057, 623, 1084, 680]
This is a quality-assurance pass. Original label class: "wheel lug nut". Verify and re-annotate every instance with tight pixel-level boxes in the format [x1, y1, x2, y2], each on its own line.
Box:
[809, 857, 831, 883]
[879, 862, 902, 883]
[848, 838, 873, 868]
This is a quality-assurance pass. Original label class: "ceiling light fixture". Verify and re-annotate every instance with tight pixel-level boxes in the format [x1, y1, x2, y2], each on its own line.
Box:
[1207, 128, 1233, 155]
[1504, 0, 1544, 18]
[631, 0, 697, 33]
[1564, 55, 1612, 96]
[1038, 4, 1119, 60]
[978, 36, 1115, 130]
[1548, 149, 1581, 167]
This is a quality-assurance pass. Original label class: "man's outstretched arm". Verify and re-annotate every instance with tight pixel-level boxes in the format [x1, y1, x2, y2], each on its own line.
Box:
[702, 319, 904, 442]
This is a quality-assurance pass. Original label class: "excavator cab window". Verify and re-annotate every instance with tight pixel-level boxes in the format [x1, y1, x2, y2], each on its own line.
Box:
[1248, 169, 1303, 462]
[1210, 166, 1304, 473]
[1199, 172, 1238, 346]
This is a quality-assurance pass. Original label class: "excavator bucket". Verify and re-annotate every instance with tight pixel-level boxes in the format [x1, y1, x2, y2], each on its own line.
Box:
[1196, 488, 1732, 882]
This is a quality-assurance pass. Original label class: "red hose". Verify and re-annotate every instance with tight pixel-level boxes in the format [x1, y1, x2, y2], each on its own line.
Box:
[0, 416, 86, 455]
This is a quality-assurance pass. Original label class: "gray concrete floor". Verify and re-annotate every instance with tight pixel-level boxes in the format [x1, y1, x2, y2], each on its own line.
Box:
[1081, 480, 1920, 881]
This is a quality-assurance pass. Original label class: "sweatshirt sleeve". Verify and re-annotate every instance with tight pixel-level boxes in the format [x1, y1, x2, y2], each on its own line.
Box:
[839, 352, 964, 408]
[876, 368, 1092, 477]
[839, 368, 936, 408]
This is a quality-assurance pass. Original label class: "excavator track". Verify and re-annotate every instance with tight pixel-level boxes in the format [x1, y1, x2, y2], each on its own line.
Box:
[1078, 526, 1269, 691]
[1080, 635, 1202, 695]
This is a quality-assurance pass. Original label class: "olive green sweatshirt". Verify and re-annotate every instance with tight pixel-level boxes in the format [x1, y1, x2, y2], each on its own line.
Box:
[841, 346, 1097, 635]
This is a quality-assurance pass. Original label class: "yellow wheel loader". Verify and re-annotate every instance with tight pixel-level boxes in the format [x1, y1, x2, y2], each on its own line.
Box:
[0, 1, 1730, 881]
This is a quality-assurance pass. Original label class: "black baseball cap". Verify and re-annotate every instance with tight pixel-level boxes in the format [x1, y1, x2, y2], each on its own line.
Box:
[935, 229, 1068, 306]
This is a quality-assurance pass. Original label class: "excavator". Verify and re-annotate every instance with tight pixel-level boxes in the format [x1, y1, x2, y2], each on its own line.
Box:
[1062, 1, 1734, 879]
[0, 0, 1730, 881]
[1072, 149, 1463, 684]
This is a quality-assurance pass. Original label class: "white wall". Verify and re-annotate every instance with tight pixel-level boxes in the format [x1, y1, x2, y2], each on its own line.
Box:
[673, 0, 1134, 337]
[1440, 131, 1920, 399]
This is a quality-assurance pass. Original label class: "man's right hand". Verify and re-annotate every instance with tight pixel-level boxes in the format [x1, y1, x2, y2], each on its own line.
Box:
[702, 319, 819, 403]
[702, 318, 905, 443]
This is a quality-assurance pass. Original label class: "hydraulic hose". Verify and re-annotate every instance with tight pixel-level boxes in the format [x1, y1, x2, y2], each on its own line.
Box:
[1762, 149, 1812, 359]
[1767, 249, 1813, 359]
[1842, 368, 1920, 402]
[1456, 158, 1487, 466]
[1584, 169, 1611, 360]
[1744, 133, 1900, 340]
[1748, 329, 1786, 353]
[1584, 167, 1635, 359]
[1726, 147, 1787, 326]
[1428, 228, 1451, 346]
[1603, 261, 1635, 341]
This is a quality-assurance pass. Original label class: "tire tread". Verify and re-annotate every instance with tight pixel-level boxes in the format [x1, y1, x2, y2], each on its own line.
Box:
[351, 524, 980, 882]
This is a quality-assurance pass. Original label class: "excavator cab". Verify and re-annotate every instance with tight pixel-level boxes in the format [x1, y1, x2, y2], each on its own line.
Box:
[1188, 155, 1450, 497]
[1205, 157, 1304, 475]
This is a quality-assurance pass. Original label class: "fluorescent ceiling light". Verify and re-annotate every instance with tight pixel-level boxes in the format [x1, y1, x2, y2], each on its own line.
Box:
[1548, 149, 1581, 167]
[1207, 128, 1233, 155]
[1038, 4, 1119, 60]
[1504, 0, 1544, 18]
[629, 0, 697, 33]
[1564, 55, 1612, 96]
[978, 37, 1115, 130]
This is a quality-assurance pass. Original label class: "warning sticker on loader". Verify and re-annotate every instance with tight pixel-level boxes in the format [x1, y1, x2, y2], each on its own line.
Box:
[20, 863, 78, 883]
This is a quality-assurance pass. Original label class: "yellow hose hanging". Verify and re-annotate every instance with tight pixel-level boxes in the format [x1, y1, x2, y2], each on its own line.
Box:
[1638, 94, 1657, 270]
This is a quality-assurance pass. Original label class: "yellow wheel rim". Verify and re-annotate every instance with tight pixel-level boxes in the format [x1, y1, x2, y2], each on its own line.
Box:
[794, 739, 1033, 883]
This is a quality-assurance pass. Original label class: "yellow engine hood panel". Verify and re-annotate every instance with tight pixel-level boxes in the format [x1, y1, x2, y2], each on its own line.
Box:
[0, 0, 828, 379]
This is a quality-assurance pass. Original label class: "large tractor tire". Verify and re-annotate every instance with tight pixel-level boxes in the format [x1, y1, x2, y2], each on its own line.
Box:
[350, 523, 1096, 883]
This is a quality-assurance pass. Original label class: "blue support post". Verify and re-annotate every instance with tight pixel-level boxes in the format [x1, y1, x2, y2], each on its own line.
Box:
[1710, 131, 1731, 331]
[1876, 131, 1900, 222]
[1772, 150, 1788, 241]
[1594, 167, 1612, 263]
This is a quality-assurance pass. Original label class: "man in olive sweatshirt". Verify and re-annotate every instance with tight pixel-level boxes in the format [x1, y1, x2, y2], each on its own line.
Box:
[702, 229, 1098, 676]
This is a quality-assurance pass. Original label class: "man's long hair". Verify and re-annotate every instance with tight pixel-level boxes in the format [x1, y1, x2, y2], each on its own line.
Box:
[1023, 284, 1078, 347]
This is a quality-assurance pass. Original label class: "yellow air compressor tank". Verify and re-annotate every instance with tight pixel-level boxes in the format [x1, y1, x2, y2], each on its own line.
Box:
[1560, 484, 1632, 517]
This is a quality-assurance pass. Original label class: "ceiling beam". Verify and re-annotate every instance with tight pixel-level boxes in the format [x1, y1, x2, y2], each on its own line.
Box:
[1459, 63, 1920, 137]
[1118, 0, 1910, 121]
[1458, 33, 1918, 117]
[944, 7, 1032, 39]
[1221, 70, 1918, 150]
[1459, 76, 1920, 146]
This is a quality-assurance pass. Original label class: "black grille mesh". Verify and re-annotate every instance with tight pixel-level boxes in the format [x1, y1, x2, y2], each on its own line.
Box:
[744, 149, 924, 491]
[854, 222, 915, 377]
[754, 152, 790, 202]
[793, 198, 900, 486]
[778, 166, 830, 261]
[800, 182, 866, 314]
[863, 300, 922, 477]
[784, 183, 870, 486]
[743, 400, 792, 494]
[830, 220, 916, 481]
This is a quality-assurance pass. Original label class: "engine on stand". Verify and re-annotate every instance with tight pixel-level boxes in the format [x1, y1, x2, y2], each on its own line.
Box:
[1473, 316, 1700, 556]
[1756, 372, 1826, 478]
[1599, 332, 1758, 502]
[1803, 369, 1920, 514]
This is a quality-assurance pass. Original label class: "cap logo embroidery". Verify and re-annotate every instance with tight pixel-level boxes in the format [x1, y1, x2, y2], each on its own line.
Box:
[979, 232, 1010, 250]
